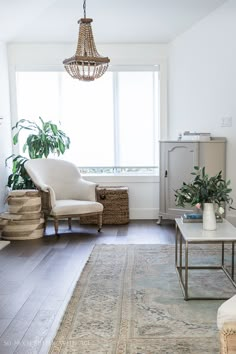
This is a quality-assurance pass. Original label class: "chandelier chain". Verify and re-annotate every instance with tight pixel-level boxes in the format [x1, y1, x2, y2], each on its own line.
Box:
[83, 0, 86, 18]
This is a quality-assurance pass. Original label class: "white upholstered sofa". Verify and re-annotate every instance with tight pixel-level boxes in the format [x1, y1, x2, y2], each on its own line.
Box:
[25, 158, 103, 235]
[217, 295, 236, 354]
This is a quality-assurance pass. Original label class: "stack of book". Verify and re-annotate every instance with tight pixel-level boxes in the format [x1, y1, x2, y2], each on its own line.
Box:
[181, 213, 223, 223]
[181, 213, 203, 223]
[181, 131, 211, 141]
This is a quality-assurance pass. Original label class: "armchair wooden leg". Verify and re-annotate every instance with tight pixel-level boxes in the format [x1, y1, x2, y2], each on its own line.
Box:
[68, 217, 72, 230]
[98, 212, 102, 232]
[54, 218, 59, 235]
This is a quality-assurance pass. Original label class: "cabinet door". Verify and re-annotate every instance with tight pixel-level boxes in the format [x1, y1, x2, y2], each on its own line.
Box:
[199, 142, 226, 178]
[163, 142, 199, 216]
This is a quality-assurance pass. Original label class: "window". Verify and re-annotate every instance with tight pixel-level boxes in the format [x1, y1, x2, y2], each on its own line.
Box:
[16, 68, 159, 174]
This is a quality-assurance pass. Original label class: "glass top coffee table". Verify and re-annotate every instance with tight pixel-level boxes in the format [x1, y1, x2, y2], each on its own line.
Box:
[175, 218, 236, 300]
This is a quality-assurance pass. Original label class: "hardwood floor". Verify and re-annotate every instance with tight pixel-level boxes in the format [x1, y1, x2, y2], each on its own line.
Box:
[0, 220, 175, 354]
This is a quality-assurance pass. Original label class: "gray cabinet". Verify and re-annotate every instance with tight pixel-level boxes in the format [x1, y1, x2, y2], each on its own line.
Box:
[158, 138, 226, 222]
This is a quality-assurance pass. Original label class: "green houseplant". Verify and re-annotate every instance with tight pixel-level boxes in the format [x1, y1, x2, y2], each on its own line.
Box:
[6, 117, 71, 190]
[175, 166, 233, 208]
[6, 155, 34, 190]
[175, 166, 233, 230]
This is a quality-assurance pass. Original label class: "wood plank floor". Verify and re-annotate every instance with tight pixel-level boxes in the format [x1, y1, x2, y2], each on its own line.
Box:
[0, 220, 175, 354]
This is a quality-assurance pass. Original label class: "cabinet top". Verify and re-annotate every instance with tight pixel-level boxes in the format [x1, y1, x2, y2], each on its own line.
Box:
[160, 137, 226, 143]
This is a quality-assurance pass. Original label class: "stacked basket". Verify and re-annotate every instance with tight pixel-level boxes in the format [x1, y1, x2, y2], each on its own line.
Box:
[0, 190, 44, 240]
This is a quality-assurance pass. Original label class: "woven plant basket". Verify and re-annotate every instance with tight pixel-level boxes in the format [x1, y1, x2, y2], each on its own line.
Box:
[0, 189, 44, 240]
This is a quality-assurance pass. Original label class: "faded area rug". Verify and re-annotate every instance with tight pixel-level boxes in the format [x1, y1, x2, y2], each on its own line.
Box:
[49, 244, 236, 354]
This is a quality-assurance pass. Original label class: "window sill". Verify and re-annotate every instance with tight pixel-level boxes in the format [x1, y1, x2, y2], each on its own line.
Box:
[82, 174, 159, 183]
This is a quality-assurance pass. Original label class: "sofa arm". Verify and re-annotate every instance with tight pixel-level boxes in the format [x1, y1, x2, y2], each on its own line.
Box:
[220, 323, 236, 354]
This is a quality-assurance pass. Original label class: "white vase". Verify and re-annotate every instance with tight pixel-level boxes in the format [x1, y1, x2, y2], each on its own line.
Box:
[203, 203, 216, 231]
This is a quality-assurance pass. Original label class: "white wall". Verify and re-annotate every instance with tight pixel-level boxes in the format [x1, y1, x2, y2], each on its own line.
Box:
[0, 42, 12, 213]
[168, 0, 236, 222]
[7, 43, 168, 66]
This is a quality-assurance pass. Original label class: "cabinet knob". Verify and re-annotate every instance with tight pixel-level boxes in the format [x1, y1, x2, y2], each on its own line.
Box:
[165, 170, 168, 177]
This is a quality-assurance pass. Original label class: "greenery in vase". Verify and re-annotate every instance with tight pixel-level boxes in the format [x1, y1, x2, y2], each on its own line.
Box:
[175, 166, 233, 211]
[6, 117, 71, 190]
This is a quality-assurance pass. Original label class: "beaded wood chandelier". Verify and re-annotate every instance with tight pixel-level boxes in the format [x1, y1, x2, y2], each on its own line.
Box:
[63, 0, 110, 82]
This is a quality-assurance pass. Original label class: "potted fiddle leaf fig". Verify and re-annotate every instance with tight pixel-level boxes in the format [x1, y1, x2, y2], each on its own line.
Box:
[6, 117, 71, 189]
[12, 117, 70, 158]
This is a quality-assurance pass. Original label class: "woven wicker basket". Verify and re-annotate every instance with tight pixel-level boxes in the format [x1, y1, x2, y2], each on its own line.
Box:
[80, 186, 129, 225]
[1, 189, 44, 240]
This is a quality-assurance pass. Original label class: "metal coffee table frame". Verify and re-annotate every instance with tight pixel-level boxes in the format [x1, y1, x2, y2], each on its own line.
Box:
[175, 218, 236, 301]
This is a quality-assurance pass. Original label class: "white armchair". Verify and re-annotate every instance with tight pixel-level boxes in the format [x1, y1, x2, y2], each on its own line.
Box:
[24, 158, 103, 235]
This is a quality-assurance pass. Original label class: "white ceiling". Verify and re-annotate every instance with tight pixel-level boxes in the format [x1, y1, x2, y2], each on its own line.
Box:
[0, 0, 227, 43]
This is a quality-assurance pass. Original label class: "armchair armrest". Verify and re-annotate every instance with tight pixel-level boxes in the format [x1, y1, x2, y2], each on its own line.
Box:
[25, 165, 56, 210]
[41, 185, 56, 209]
[76, 178, 97, 201]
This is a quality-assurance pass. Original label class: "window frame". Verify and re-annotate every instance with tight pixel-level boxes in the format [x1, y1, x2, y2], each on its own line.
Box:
[12, 63, 167, 176]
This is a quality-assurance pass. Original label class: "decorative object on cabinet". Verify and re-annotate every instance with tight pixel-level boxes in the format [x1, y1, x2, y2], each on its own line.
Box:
[181, 131, 211, 141]
[157, 138, 226, 224]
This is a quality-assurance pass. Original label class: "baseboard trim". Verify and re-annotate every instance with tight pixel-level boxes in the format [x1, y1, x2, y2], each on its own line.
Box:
[129, 208, 159, 220]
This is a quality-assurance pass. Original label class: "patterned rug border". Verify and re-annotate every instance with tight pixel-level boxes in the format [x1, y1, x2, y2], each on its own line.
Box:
[49, 244, 101, 353]
[49, 244, 231, 354]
